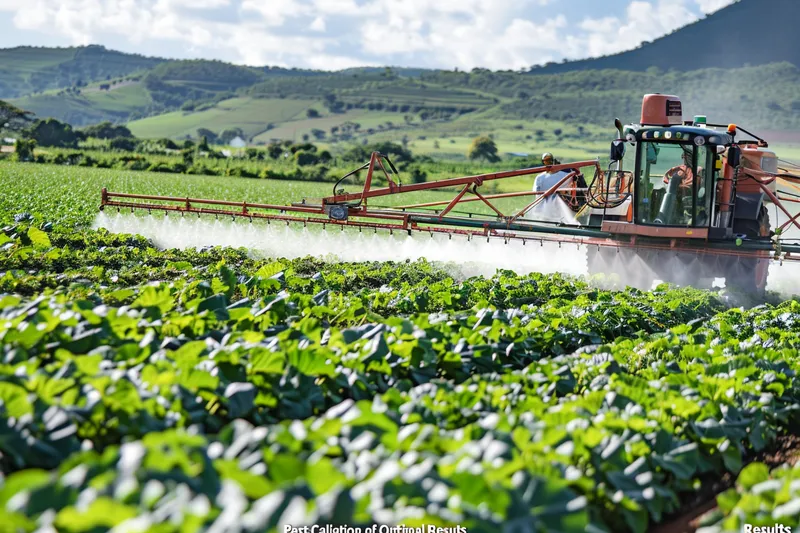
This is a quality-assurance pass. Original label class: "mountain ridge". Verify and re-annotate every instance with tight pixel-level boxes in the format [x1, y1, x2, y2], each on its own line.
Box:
[2, 0, 800, 140]
[529, 0, 799, 74]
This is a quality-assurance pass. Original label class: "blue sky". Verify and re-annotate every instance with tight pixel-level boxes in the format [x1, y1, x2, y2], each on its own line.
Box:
[0, 0, 736, 70]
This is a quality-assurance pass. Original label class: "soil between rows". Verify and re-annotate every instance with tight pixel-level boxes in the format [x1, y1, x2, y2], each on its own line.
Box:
[649, 434, 800, 533]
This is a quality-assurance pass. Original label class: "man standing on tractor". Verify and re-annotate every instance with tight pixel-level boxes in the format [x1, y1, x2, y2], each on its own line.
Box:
[533, 153, 569, 195]
[534, 152, 587, 211]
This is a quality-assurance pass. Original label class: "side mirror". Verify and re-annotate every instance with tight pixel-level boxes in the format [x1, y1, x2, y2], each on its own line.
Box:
[610, 140, 625, 162]
[727, 146, 741, 167]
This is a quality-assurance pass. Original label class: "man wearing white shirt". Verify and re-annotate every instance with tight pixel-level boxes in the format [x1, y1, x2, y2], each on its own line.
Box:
[533, 153, 570, 196]
[528, 152, 576, 224]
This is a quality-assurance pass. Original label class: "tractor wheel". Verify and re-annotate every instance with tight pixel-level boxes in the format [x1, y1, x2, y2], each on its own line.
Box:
[726, 205, 771, 298]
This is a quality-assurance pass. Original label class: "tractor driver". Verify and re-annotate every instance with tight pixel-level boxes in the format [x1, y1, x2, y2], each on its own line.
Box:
[662, 147, 708, 223]
[663, 147, 704, 191]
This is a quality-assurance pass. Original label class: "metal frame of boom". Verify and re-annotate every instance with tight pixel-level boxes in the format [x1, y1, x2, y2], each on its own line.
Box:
[99, 151, 800, 264]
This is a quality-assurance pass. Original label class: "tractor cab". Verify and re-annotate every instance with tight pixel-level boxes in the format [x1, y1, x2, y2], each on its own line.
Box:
[631, 124, 728, 229]
[594, 94, 774, 242]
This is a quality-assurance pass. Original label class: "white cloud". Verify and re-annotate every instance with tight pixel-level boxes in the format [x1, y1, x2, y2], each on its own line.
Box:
[309, 16, 326, 32]
[0, 0, 725, 71]
[356, 0, 585, 70]
[579, 0, 698, 59]
[310, 0, 361, 15]
[695, 0, 736, 14]
[240, 0, 310, 27]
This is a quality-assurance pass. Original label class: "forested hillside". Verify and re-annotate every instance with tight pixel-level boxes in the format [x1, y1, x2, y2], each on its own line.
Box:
[0, 45, 166, 98]
[531, 0, 800, 74]
[2, 0, 800, 140]
[423, 63, 800, 129]
[12, 60, 799, 136]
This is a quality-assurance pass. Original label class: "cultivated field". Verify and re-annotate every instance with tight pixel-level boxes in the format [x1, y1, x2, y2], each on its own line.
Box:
[128, 98, 319, 140]
[2, 159, 800, 532]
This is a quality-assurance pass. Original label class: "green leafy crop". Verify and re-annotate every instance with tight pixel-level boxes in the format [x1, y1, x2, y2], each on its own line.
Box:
[2, 160, 800, 532]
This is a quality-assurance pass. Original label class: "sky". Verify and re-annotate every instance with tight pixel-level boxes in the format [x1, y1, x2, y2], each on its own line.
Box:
[0, 0, 738, 71]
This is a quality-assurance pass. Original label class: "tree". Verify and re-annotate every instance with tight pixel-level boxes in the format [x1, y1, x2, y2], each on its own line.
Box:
[198, 136, 211, 152]
[409, 166, 427, 184]
[294, 150, 318, 166]
[342, 141, 413, 164]
[267, 143, 284, 159]
[26, 118, 80, 148]
[306, 108, 320, 118]
[219, 128, 244, 145]
[0, 100, 34, 132]
[13, 138, 36, 162]
[158, 138, 179, 150]
[82, 121, 133, 139]
[110, 137, 137, 151]
[197, 128, 218, 144]
[290, 142, 316, 154]
[467, 136, 500, 163]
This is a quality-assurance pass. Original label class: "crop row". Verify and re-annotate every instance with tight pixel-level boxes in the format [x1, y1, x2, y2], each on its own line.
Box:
[2, 179, 800, 531]
[2, 253, 800, 531]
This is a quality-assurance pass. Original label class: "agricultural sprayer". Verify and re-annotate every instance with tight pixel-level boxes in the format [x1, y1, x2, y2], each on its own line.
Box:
[100, 94, 800, 296]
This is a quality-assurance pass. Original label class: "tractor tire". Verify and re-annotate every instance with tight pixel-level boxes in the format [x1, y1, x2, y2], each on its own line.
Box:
[726, 205, 770, 298]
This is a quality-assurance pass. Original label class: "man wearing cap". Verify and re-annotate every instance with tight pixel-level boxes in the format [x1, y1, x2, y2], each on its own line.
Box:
[533, 153, 571, 198]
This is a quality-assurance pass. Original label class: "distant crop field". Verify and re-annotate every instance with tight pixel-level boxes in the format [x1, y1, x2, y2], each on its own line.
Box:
[128, 97, 317, 139]
[253, 110, 405, 143]
[340, 85, 493, 108]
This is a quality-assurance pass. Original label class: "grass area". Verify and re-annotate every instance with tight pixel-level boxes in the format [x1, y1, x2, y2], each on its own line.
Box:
[128, 97, 317, 139]
[253, 109, 404, 144]
[338, 83, 494, 109]
[11, 84, 153, 123]
[0, 47, 74, 74]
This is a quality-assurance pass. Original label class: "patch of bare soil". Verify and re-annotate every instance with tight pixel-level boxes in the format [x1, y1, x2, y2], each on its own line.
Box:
[649, 434, 800, 533]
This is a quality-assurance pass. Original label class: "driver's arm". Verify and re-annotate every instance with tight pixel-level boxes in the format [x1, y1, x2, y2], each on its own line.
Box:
[663, 165, 684, 184]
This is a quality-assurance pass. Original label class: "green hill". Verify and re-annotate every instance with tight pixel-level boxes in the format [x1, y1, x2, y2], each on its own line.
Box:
[3, 0, 800, 145]
[128, 97, 317, 139]
[0, 45, 166, 98]
[10, 61, 800, 147]
[420, 63, 800, 130]
[530, 0, 800, 74]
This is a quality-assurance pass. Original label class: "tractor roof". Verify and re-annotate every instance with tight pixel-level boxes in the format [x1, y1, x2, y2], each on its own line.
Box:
[634, 125, 733, 145]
